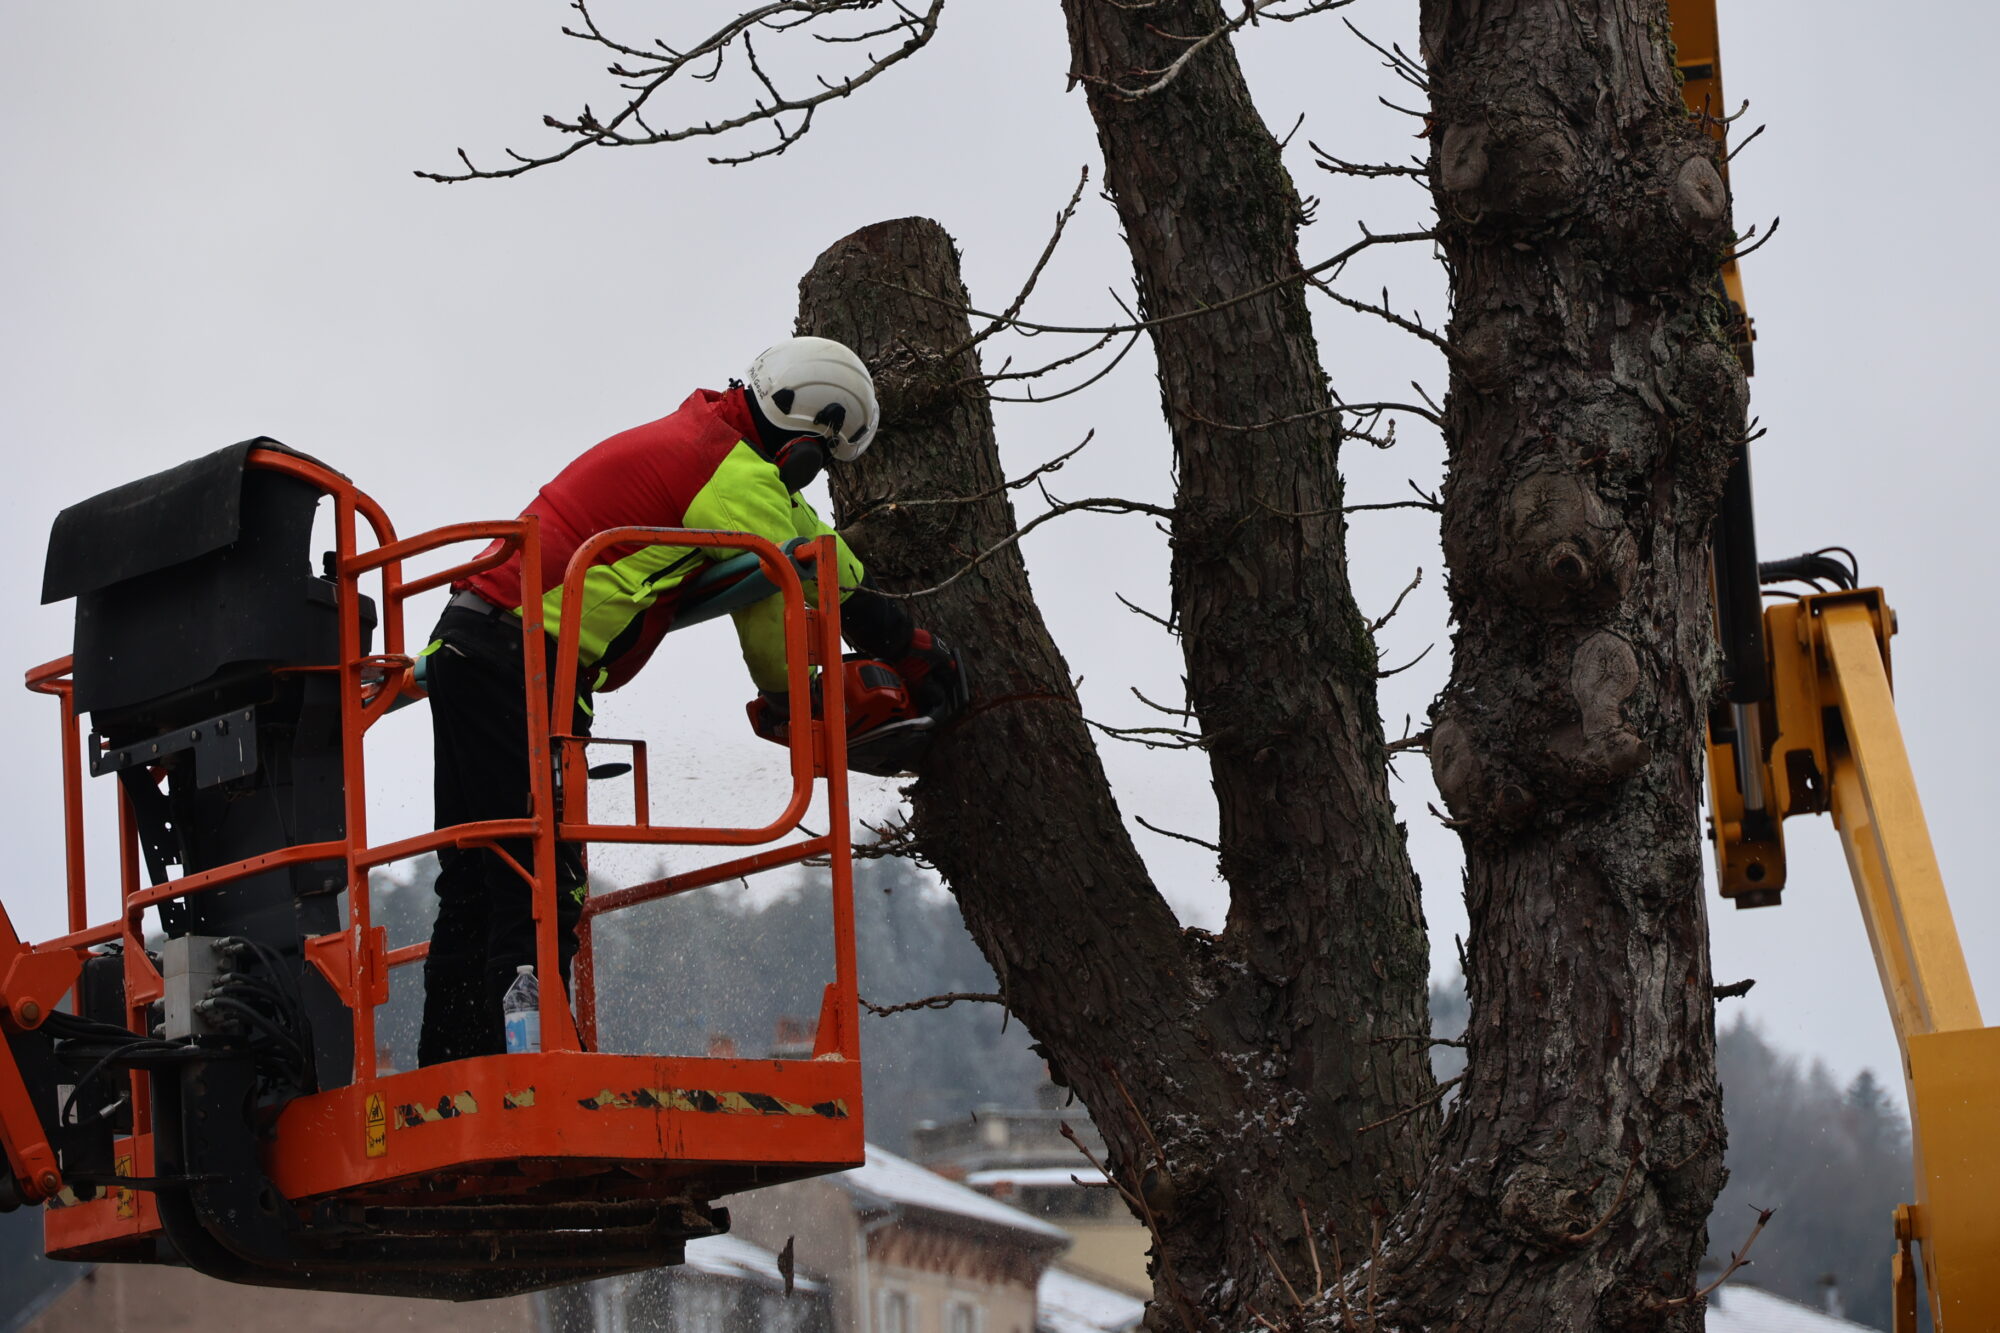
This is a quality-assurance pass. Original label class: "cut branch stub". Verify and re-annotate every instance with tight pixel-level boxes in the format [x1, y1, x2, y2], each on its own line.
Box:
[1435, 118, 1583, 220]
[1497, 467, 1636, 612]
[1548, 630, 1651, 785]
[1670, 156, 1730, 239]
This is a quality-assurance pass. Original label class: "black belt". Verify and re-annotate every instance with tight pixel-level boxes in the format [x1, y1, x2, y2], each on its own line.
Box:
[448, 589, 507, 618]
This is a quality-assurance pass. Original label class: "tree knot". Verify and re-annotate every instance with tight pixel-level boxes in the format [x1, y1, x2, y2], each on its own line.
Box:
[1497, 467, 1636, 611]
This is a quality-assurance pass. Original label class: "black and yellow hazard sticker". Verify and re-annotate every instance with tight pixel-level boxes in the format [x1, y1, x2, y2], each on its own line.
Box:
[365, 1093, 387, 1158]
[503, 1087, 536, 1110]
[394, 1091, 478, 1129]
[576, 1087, 848, 1118]
[114, 1152, 134, 1220]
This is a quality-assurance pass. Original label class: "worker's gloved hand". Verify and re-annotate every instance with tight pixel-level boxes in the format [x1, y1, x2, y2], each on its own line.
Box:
[894, 629, 967, 720]
[747, 691, 793, 743]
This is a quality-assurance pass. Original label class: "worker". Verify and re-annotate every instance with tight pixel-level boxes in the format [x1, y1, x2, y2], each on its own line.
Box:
[418, 336, 962, 1065]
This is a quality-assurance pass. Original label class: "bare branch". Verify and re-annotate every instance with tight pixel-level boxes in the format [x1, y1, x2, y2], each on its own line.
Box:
[1358, 1074, 1460, 1134]
[1718, 215, 1781, 265]
[1134, 815, 1220, 853]
[804, 813, 927, 867]
[1312, 140, 1428, 179]
[1084, 0, 1358, 101]
[1345, 498, 1442, 515]
[847, 432, 1095, 525]
[1310, 278, 1457, 356]
[986, 329, 1146, 403]
[1368, 567, 1422, 633]
[1375, 642, 1434, 678]
[1253, 1231, 1307, 1311]
[1089, 719, 1208, 751]
[1663, 1205, 1775, 1306]
[944, 166, 1092, 360]
[1384, 728, 1432, 755]
[1725, 121, 1766, 163]
[860, 991, 1003, 1017]
[1560, 1153, 1641, 1246]
[971, 330, 1118, 387]
[1177, 396, 1440, 435]
[418, 0, 946, 182]
[869, 496, 1174, 601]
[1371, 1032, 1465, 1049]
[1341, 19, 1428, 91]
[883, 228, 1435, 338]
[1059, 1122, 1202, 1333]
[1115, 592, 1177, 632]
[1296, 1198, 1324, 1299]
[1130, 686, 1192, 722]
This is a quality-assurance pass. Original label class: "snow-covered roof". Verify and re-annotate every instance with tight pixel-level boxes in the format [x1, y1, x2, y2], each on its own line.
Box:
[1038, 1267, 1147, 1333]
[837, 1144, 1072, 1243]
[965, 1166, 1113, 1190]
[683, 1234, 823, 1293]
[1705, 1283, 1876, 1332]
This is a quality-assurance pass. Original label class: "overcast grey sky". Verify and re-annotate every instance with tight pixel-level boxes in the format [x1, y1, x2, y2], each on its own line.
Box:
[2, 2, 1995, 1103]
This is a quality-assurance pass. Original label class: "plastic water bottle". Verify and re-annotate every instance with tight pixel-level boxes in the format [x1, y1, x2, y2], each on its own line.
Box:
[502, 965, 541, 1054]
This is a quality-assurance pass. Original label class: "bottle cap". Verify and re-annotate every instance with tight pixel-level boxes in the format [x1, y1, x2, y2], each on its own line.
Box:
[517, 964, 534, 974]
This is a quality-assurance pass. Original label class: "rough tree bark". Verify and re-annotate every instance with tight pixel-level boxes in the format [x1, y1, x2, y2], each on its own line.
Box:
[445, 0, 1745, 1323]
[799, 0, 1741, 1325]
[1367, 0, 1742, 1325]
[800, 221, 1424, 1327]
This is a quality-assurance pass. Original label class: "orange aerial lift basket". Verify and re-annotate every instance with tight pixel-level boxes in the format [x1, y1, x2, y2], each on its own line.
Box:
[0, 441, 865, 1298]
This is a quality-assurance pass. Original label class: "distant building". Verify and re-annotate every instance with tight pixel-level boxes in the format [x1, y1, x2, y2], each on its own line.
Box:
[728, 1144, 1072, 1333]
[1704, 1282, 1878, 1332]
[1035, 1268, 1144, 1333]
[538, 1234, 831, 1333]
[911, 1084, 1148, 1297]
[24, 1263, 534, 1332]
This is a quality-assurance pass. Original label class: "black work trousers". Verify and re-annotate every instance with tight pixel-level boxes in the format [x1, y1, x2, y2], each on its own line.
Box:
[418, 604, 592, 1066]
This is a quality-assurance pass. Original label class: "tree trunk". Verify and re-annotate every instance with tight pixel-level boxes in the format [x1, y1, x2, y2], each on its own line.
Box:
[446, 0, 1749, 1320]
[1370, 0, 1742, 1325]
[799, 217, 1422, 1327]
[1058, 0, 1439, 1286]
[796, 1, 1741, 1325]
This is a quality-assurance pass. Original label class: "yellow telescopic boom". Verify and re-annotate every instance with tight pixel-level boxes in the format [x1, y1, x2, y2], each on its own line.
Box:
[1671, 0, 1997, 1323]
[1704, 590, 2000, 1330]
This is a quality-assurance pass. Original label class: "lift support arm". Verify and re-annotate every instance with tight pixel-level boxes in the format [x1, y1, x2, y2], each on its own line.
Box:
[1707, 589, 2000, 1330]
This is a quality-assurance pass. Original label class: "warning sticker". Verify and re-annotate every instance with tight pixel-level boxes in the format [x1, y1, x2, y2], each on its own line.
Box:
[393, 1091, 477, 1129]
[114, 1153, 134, 1220]
[364, 1093, 387, 1158]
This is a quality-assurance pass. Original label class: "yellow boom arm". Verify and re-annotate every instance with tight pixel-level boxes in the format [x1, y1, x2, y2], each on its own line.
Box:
[1705, 589, 2000, 1330]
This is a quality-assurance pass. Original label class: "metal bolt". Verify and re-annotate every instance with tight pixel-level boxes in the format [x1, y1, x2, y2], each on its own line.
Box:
[37, 1171, 59, 1196]
[16, 1001, 40, 1027]
[188, 728, 201, 741]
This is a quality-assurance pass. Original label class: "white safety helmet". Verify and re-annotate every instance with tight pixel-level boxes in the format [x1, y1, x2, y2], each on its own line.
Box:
[746, 337, 880, 462]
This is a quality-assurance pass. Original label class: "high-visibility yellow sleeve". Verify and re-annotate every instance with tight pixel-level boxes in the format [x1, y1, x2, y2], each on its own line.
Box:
[685, 444, 865, 692]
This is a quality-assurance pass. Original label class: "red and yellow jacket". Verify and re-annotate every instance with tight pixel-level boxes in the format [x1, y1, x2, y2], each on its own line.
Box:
[460, 386, 863, 693]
